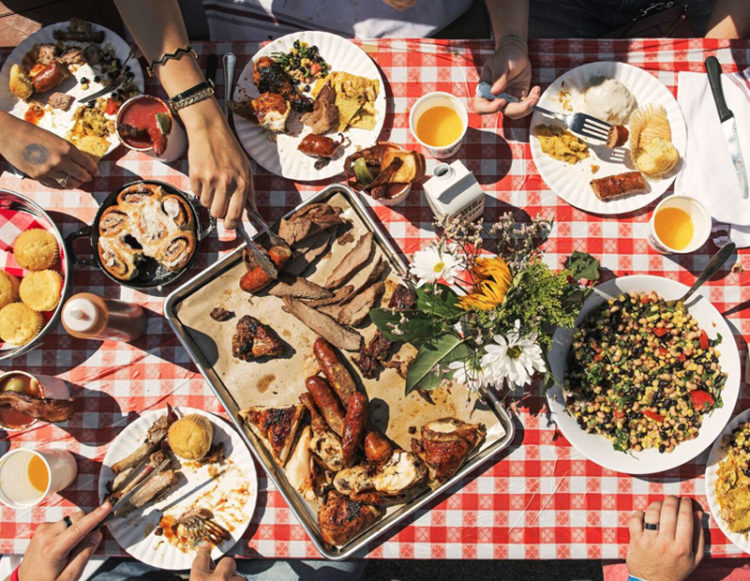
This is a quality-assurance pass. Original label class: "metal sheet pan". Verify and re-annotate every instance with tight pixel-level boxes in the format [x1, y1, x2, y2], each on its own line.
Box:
[164, 184, 515, 559]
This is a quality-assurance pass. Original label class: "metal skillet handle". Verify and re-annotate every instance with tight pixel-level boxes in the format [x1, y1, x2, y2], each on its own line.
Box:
[64, 226, 97, 267]
[184, 194, 216, 242]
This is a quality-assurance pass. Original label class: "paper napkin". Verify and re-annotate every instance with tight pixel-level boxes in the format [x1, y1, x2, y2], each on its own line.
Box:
[675, 67, 750, 245]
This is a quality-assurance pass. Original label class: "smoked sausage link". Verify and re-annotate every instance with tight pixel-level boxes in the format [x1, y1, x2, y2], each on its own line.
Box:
[305, 375, 345, 436]
[342, 392, 367, 467]
[313, 338, 356, 407]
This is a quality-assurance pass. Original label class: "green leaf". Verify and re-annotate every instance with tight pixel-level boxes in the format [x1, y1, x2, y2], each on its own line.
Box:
[405, 335, 469, 395]
[416, 283, 462, 319]
[369, 308, 441, 343]
[564, 251, 600, 281]
[155, 112, 171, 136]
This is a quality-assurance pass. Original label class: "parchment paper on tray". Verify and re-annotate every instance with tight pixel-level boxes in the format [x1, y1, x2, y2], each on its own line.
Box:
[170, 189, 507, 554]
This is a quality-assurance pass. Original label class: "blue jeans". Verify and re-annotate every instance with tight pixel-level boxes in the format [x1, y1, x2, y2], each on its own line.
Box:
[528, 0, 715, 37]
[89, 558, 365, 580]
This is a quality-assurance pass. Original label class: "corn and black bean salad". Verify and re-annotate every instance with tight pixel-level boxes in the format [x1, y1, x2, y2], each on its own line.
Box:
[715, 420, 750, 534]
[564, 290, 727, 453]
[272, 40, 330, 86]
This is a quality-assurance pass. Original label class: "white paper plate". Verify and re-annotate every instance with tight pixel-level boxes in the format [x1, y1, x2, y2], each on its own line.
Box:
[0, 21, 145, 157]
[233, 31, 386, 181]
[705, 407, 750, 555]
[530, 61, 686, 215]
[547, 275, 740, 475]
[98, 407, 257, 570]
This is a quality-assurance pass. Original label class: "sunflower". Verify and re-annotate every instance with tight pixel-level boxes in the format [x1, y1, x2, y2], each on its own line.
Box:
[459, 257, 512, 311]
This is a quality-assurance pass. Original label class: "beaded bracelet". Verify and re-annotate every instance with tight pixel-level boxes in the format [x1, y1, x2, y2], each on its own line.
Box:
[147, 46, 198, 77]
[169, 80, 215, 112]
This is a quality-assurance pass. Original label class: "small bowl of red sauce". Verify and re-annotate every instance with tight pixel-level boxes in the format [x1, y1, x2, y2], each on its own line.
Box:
[0, 371, 44, 432]
[116, 95, 186, 162]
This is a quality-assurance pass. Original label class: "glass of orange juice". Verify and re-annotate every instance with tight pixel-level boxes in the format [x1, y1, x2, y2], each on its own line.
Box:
[409, 92, 468, 159]
[0, 448, 77, 508]
[648, 195, 712, 254]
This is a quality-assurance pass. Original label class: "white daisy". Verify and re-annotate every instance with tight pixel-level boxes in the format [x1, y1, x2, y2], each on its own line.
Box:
[448, 359, 486, 392]
[409, 244, 463, 287]
[481, 320, 546, 389]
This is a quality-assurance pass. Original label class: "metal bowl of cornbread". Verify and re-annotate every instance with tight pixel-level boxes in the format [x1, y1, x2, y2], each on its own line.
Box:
[0, 189, 72, 361]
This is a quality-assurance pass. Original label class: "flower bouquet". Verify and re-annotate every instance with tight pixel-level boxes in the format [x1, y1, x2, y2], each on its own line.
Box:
[370, 213, 600, 399]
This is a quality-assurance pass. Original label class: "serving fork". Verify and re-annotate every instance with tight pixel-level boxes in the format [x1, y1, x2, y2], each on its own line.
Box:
[476, 82, 611, 142]
[78, 47, 137, 104]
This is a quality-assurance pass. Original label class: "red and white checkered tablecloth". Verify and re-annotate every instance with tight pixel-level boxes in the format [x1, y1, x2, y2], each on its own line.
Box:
[1, 37, 750, 561]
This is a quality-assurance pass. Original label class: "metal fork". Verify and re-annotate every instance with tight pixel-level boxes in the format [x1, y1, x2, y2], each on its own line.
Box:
[78, 47, 137, 104]
[246, 204, 291, 252]
[476, 82, 611, 142]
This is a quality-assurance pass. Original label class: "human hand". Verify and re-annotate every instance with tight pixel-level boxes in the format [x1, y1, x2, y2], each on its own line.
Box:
[474, 37, 541, 119]
[627, 495, 705, 581]
[189, 542, 244, 581]
[181, 99, 254, 230]
[381, 0, 417, 9]
[0, 112, 98, 189]
[16, 502, 111, 581]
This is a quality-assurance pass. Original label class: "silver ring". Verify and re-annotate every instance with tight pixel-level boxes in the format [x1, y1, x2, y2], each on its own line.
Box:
[63, 515, 73, 529]
[644, 522, 659, 531]
[57, 174, 70, 188]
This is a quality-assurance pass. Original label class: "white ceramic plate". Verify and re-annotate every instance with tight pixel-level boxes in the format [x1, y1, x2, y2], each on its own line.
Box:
[0, 21, 145, 157]
[547, 275, 740, 475]
[705, 407, 750, 555]
[233, 31, 386, 181]
[98, 407, 257, 570]
[530, 61, 686, 215]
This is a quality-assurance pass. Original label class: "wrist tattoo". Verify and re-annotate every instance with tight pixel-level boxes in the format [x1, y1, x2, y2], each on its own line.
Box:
[22, 144, 49, 165]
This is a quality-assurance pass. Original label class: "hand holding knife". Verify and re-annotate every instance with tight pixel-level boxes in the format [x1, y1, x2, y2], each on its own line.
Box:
[705, 56, 750, 199]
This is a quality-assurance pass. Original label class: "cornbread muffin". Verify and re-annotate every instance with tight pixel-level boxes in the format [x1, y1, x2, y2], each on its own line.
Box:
[168, 414, 214, 460]
[0, 271, 20, 309]
[0, 302, 43, 345]
[634, 138, 680, 178]
[13, 229, 59, 271]
[19, 270, 63, 312]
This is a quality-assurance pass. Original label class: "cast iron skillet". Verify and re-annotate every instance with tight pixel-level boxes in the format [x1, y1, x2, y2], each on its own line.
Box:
[66, 180, 215, 290]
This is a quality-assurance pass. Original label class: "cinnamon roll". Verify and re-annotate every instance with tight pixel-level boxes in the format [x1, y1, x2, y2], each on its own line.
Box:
[99, 206, 130, 237]
[129, 204, 170, 256]
[155, 231, 196, 271]
[97, 236, 140, 280]
[116, 183, 162, 208]
[161, 194, 193, 230]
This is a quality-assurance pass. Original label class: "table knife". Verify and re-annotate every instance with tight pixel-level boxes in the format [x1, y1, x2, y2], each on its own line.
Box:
[98, 457, 171, 527]
[705, 56, 749, 199]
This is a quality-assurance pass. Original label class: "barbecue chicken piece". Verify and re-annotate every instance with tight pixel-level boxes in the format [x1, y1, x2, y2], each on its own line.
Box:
[300, 393, 344, 473]
[229, 92, 290, 133]
[231, 315, 285, 360]
[253, 56, 312, 113]
[318, 491, 382, 546]
[332, 449, 426, 498]
[411, 418, 486, 488]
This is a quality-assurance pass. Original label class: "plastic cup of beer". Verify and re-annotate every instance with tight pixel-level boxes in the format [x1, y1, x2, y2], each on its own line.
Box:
[0, 448, 77, 509]
[409, 92, 468, 159]
[648, 195, 712, 254]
